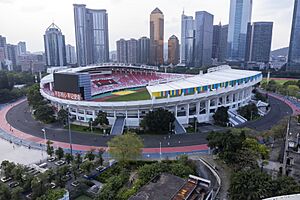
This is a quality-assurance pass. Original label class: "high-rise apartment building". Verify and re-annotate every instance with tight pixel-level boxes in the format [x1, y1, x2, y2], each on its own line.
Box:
[65, 44, 77, 65]
[194, 11, 214, 67]
[74, 4, 109, 66]
[288, 0, 300, 71]
[138, 37, 150, 65]
[127, 39, 139, 64]
[227, 0, 253, 60]
[249, 22, 273, 63]
[116, 39, 128, 63]
[17, 41, 26, 55]
[6, 44, 18, 69]
[0, 35, 7, 61]
[150, 8, 164, 65]
[168, 35, 180, 65]
[43, 23, 66, 66]
[180, 12, 195, 66]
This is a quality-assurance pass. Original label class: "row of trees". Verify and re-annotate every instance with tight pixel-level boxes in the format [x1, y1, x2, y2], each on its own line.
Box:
[207, 129, 300, 199]
[0, 71, 35, 103]
[261, 79, 300, 98]
[237, 103, 259, 121]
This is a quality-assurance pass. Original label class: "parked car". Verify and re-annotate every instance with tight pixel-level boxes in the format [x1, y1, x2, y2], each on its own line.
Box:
[39, 163, 47, 168]
[62, 174, 71, 182]
[54, 160, 66, 166]
[9, 181, 19, 188]
[0, 176, 12, 183]
[71, 181, 80, 187]
[47, 157, 56, 162]
[50, 182, 56, 189]
[96, 166, 104, 171]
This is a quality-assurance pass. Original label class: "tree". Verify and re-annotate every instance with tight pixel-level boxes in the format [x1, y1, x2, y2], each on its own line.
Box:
[287, 85, 300, 97]
[80, 161, 93, 173]
[27, 84, 44, 109]
[141, 108, 175, 134]
[108, 132, 144, 163]
[74, 153, 82, 167]
[31, 177, 47, 199]
[237, 103, 259, 121]
[11, 165, 24, 183]
[64, 153, 74, 164]
[57, 108, 68, 125]
[0, 183, 11, 200]
[11, 186, 23, 200]
[55, 147, 64, 160]
[97, 148, 105, 166]
[46, 140, 54, 157]
[1, 160, 16, 177]
[85, 149, 96, 161]
[93, 111, 109, 128]
[213, 106, 229, 127]
[34, 104, 55, 123]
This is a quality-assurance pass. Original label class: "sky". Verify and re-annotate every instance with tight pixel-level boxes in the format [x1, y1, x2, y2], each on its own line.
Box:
[0, 0, 295, 52]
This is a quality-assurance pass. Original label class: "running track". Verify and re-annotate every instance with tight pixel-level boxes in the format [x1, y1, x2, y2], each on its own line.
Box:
[0, 99, 208, 154]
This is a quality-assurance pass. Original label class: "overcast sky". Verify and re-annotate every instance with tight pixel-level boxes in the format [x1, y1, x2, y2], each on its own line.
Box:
[0, 0, 294, 52]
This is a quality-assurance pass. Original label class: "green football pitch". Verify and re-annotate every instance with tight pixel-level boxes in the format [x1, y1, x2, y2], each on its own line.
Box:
[104, 89, 151, 102]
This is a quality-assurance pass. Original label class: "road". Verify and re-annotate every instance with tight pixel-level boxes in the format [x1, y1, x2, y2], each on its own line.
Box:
[5, 95, 292, 148]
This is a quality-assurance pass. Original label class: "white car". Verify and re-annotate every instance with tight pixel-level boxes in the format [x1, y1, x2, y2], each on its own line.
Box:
[1, 176, 12, 183]
[54, 160, 66, 166]
[47, 157, 56, 162]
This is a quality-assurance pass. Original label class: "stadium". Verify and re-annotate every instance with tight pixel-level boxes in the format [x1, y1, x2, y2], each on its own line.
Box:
[40, 63, 262, 134]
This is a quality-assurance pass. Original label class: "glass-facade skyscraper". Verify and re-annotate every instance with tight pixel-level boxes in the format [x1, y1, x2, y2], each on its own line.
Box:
[180, 12, 195, 66]
[74, 4, 109, 66]
[227, 0, 252, 60]
[288, 0, 300, 71]
[194, 11, 214, 67]
[43, 23, 66, 66]
[138, 37, 150, 65]
[249, 22, 273, 63]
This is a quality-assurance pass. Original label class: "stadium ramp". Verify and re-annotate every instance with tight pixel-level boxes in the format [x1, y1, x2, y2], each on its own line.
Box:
[174, 118, 187, 134]
[110, 117, 125, 135]
[228, 110, 247, 127]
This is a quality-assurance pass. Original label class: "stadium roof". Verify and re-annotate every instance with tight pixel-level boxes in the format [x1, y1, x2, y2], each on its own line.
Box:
[146, 66, 261, 93]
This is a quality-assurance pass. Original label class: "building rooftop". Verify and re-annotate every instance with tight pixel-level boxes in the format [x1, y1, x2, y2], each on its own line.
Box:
[151, 7, 163, 14]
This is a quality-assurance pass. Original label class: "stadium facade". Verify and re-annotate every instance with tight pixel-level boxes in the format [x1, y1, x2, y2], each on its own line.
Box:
[40, 64, 262, 127]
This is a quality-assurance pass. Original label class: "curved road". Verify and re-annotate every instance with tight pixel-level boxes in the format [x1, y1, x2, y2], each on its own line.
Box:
[4, 94, 293, 149]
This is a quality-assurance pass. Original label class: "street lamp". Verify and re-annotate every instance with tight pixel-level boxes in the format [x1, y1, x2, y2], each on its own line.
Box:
[41, 128, 47, 159]
[159, 142, 162, 161]
[67, 105, 73, 155]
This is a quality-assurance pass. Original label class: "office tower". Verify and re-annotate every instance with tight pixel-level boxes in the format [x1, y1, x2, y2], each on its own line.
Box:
[65, 44, 77, 65]
[212, 24, 221, 60]
[17, 41, 26, 55]
[6, 44, 18, 68]
[127, 39, 139, 64]
[194, 11, 214, 67]
[109, 51, 117, 62]
[227, 0, 253, 60]
[116, 39, 128, 63]
[150, 8, 164, 65]
[138, 36, 150, 64]
[288, 0, 300, 71]
[0, 35, 7, 61]
[219, 25, 228, 62]
[249, 22, 273, 63]
[44, 23, 67, 66]
[244, 22, 252, 62]
[168, 35, 180, 65]
[180, 12, 195, 66]
[74, 4, 109, 66]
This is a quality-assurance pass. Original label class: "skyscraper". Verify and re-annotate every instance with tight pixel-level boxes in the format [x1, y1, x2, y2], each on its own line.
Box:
[212, 24, 221, 60]
[17, 42, 26, 55]
[74, 4, 109, 66]
[194, 11, 214, 67]
[180, 12, 195, 66]
[138, 36, 150, 65]
[65, 44, 77, 65]
[127, 39, 139, 64]
[0, 35, 7, 62]
[6, 44, 18, 69]
[288, 0, 300, 71]
[249, 22, 273, 63]
[168, 35, 180, 65]
[43, 23, 66, 66]
[150, 8, 164, 65]
[219, 25, 229, 62]
[116, 39, 127, 63]
[227, 0, 253, 60]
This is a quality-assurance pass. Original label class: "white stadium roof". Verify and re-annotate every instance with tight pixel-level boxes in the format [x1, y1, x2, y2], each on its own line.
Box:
[146, 66, 261, 93]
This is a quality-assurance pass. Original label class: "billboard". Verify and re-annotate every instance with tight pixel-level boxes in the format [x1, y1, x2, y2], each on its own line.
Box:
[54, 73, 79, 93]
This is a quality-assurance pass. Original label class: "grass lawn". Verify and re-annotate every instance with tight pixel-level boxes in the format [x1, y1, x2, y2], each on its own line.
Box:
[261, 78, 298, 85]
[105, 89, 151, 102]
[74, 195, 93, 200]
[65, 124, 107, 134]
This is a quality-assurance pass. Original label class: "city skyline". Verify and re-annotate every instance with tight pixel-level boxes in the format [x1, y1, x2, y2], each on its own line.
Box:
[0, 0, 294, 52]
